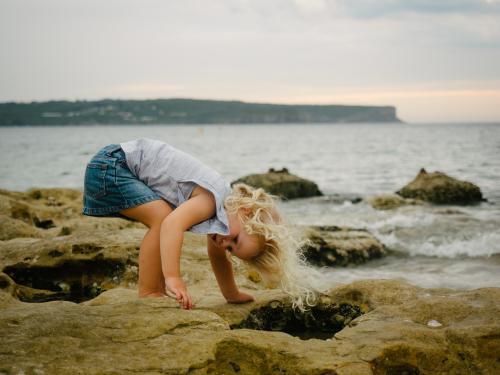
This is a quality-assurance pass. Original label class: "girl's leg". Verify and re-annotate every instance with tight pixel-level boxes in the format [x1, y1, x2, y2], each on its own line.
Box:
[119, 200, 174, 297]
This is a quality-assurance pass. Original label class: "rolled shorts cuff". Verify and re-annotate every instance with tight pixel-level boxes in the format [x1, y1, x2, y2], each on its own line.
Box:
[82, 194, 162, 217]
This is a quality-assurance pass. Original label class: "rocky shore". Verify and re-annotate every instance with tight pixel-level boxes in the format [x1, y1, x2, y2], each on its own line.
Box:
[1, 187, 499, 374]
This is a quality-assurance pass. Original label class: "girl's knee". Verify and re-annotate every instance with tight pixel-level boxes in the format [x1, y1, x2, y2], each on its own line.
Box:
[120, 200, 173, 228]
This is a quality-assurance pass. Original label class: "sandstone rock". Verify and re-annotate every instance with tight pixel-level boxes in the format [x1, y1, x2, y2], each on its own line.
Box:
[299, 225, 386, 267]
[0, 188, 144, 240]
[364, 194, 424, 210]
[0, 225, 257, 304]
[396, 168, 484, 205]
[0, 187, 498, 374]
[0, 185, 257, 304]
[0, 215, 44, 240]
[1, 280, 498, 374]
[0, 188, 83, 223]
[232, 168, 323, 199]
[0, 230, 143, 302]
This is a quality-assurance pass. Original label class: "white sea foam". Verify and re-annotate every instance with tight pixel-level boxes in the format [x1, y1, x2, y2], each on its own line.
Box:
[316, 256, 500, 290]
[366, 210, 437, 231]
[404, 232, 500, 258]
[372, 221, 500, 258]
[373, 231, 400, 248]
[331, 203, 500, 259]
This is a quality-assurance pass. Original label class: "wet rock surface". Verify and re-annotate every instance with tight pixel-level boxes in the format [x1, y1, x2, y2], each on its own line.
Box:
[232, 168, 323, 199]
[364, 194, 424, 210]
[0, 187, 499, 374]
[300, 225, 387, 267]
[396, 168, 484, 205]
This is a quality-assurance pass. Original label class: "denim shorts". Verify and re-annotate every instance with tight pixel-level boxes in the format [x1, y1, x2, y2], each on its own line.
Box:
[82, 144, 163, 219]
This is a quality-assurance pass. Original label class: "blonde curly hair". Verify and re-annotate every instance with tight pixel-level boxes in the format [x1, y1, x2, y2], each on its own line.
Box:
[224, 183, 327, 313]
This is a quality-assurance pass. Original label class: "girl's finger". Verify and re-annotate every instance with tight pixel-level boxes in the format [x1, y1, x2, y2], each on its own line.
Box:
[179, 291, 187, 309]
[183, 292, 189, 308]
[171, 288, 181, 301]
[165, 290, 177, 299]
[185, 293, 192, 309]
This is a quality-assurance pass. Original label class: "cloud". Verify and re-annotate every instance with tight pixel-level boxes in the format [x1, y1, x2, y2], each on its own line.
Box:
[0, 0, 499, 121]
[293, 0, 329, 13]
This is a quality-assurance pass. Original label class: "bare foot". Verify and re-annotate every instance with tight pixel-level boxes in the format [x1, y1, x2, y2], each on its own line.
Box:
[139, 291, 167, 298]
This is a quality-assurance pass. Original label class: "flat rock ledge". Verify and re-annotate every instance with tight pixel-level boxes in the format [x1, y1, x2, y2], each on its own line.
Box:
[232, 168, 323, 199]
[299, 226, 387, 267]
[1, 280, 498, 374]
[396, 168, 484, 205]
[0, 187, 144, 241]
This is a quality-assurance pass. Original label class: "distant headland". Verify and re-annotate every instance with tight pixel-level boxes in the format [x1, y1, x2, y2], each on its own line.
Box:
[0, 98, 402, 125]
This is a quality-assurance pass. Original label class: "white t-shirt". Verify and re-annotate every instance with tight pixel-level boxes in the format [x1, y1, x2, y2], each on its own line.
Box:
[120, 137, 231, 235]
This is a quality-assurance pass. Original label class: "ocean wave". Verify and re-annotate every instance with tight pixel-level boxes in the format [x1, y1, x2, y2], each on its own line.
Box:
[316, 256, 500, 290]
[378, 231, 500, 258]
[366, 210, 437, 231]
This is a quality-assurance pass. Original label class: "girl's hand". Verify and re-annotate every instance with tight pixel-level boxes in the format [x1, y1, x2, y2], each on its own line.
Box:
[226, 291, 255, 304]
[165, 276, 195, 310]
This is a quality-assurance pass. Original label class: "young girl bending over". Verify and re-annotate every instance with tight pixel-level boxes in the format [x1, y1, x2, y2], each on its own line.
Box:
[82, 138, 318, 311]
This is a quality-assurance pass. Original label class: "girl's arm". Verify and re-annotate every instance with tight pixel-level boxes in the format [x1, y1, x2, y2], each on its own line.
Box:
[160, 189, 216, 309]
[207, 235, 255, 303]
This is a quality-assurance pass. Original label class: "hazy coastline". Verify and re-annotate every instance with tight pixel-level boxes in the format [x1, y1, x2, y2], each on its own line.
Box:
[0, 98, 402, 125]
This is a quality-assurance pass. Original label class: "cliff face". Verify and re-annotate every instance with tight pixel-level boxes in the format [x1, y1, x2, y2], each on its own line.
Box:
[0, 98, 402, 125]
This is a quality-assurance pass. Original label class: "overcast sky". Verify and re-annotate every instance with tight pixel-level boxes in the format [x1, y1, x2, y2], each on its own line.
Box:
[1, 0, 499, 122]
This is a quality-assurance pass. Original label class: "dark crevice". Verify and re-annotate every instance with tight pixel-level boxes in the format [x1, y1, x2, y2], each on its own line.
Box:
[3, 259, 125, 303]
[33, 216, 56, 229]
[231, 299, 363, 340]
[71, 243, 104, 254]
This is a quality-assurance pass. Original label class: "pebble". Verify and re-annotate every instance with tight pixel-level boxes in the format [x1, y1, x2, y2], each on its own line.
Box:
[427, 319, 442, 328]
[57, 282, 70, 292]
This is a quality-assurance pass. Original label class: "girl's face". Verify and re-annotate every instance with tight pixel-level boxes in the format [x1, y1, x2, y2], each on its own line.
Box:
[210, 210, 263, 260]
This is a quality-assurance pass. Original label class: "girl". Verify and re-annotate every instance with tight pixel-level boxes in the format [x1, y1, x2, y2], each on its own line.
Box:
[82, 138, 319, 311]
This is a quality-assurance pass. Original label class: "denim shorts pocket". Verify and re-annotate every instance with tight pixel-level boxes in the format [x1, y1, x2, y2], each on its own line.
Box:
[84, 162, 108, 199]
[117, 158, 128, 168]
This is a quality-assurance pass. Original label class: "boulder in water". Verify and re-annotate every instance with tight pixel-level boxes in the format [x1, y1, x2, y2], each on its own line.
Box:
[365, 194, 424, 210]
[396, 168, 484, 205]
[232, 168, 322, 199]
[299, 225, 386, 267]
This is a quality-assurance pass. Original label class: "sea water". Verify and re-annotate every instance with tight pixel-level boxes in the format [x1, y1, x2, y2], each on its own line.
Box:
[1, 123, 499, 290]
